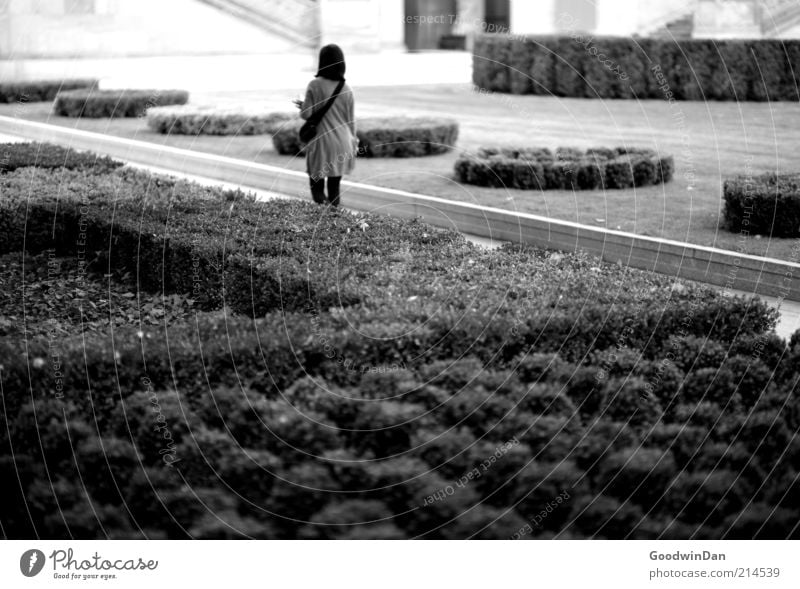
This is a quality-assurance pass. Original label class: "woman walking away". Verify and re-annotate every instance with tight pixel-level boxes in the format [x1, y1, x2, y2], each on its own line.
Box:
[293, 44, 357, 207]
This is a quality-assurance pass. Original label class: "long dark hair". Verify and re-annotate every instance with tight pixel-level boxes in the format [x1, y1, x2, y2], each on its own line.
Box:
[316, 44, 346, 81]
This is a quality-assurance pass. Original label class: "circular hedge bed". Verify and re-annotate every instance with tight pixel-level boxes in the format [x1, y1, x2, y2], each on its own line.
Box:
[146, 106, 296, 136]
[455, 146, 675, 190]
[0, 78, 98, 104]
[724, 173, 800, 237]
[53, 89, 189, 118]
[272, 116, 459, 158]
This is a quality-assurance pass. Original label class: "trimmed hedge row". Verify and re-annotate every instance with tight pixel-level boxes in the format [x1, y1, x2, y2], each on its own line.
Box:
[473, 35, 800, 101]
[455, 146, 674, 190]
[0, 168, 349, 316]
[146, 106, 296, 136]
[0, 150, 463, 317]
[0, 142, 123, 175]
[3, 309, 794, 539]
[357, 117, 459, 157]
[0, 242, 792, 537]
[2, 143, 795, 539]
[53, 89, 189, 118]
[0, 78, 98, 104]
[272, 116, 459, 157]
[724, 173, 800, 237]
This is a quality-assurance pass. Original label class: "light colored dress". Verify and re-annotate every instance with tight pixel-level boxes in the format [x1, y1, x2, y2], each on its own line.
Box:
[300, 77, 357, 180]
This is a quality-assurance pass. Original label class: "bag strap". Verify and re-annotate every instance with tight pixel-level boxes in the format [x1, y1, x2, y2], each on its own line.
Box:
[308, 79, 345, 126]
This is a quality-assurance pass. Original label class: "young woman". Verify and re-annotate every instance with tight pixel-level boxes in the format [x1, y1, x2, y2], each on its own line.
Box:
[293, 44, 357, 207]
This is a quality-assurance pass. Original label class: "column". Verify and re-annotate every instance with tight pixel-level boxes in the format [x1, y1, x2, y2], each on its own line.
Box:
[452, 0, 483, 51]
[379, 0, 406, 51]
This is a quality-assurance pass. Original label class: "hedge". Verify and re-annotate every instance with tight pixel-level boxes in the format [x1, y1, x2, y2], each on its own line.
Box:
[146, 106, 296, 136]
[53, 89, 189, 118]
[0, 168, 350, 316]
[0, 254, 792, 538]
[723, 173, 800, 237]
[357, 117, 459, 157]
[271, 119, 305, 155]
[473, 35, 800, 101]
[0, 78, 98, 104]
[272, 116, 459, 157]
[0, 157, 463, 317]
[2, 145, 796, 540]
[455, 146, 674, 190]
[0, 142, 123, 175]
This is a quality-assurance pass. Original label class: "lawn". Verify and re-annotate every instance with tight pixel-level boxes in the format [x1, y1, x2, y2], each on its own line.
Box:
[3, 83, 800, 260]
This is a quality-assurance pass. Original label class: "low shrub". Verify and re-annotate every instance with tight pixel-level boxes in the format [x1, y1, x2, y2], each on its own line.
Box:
[455, 146, 673, 191]
[357, 117, 459, 157]
[271, 119, 305, 155]
[272, 116, 459, 157]
[604, 157, 635, 189]
[53, 88, 189, 118]
[0, 142, 123, 175]
[146, 105, 296, 135]
[474, 35, 800, 102]
[723, 173, 800, 237]
[0, 78, 98, 104]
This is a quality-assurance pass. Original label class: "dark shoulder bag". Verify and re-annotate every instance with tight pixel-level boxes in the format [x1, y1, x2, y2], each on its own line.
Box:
[299, 79, 346, 143]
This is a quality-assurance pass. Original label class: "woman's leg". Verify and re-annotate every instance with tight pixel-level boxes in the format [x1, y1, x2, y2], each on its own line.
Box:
[327, 176, 342, 207]
[309, 176, 326, 204]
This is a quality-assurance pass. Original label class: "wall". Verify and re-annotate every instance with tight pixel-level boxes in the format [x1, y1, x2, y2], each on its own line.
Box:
[0, 0, 295, 59]
[509, 0, 642, 36]
[508, 0, 555, 35]
[320, 0, 381, 52]
[378, 0, 405, 50]
[694, 0, 761, 38]
[595, 0, 638, 35]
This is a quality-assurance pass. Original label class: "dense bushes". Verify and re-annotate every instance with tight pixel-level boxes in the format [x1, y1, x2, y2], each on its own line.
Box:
[271, 119, 305, 155]
[1, 143, 797, 540]
[473, 35, 800, 101]
[0, 142, 123, 175]
[53, 88, 189, 118]
[0, 156, 466, 316]
[0, 168, 361, 316]
[455, 146, 674, 190]
[146, 106, 296, 135]
[357, 117, 459, 157]
[272, 116, 459, 157]
[0, 78, 97, 104]
[723, 173, 800, 237]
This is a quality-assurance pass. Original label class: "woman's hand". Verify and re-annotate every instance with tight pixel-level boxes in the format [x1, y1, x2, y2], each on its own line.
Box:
[292, 98, 304, 110]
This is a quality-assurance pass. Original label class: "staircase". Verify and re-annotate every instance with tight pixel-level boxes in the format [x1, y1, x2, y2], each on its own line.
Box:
[195, 0, 320, 48]
[649, 13, 695, 39]
[760, 0, 800, 37]
[637, 1, 696, 39]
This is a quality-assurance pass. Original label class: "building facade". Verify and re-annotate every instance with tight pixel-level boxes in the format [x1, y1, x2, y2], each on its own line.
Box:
[1, 0, 798, 62]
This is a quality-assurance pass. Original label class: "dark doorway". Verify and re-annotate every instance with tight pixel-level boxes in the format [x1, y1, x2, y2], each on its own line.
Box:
[484, 0, 510, 31]
[405, 0, 457, 51]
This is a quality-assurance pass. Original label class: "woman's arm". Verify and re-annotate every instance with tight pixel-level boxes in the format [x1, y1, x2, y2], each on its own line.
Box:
[299, 83, 315, 120]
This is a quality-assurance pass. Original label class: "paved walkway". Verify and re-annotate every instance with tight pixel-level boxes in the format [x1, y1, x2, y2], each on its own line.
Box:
[0, 51, 473, 93]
